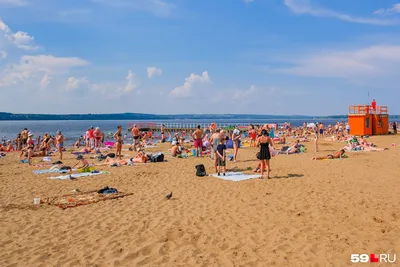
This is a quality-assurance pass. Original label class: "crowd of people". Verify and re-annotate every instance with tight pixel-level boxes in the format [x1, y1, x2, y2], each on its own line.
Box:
[3, 118, 397, 170]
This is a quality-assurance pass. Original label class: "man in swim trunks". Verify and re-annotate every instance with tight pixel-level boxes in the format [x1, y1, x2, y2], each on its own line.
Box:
[192, 125, 204, 157]
[56, 130, 64, 160]
[88, 127, 94, 149]
[21, 128, 28, 146]
[131, 124, 140, 149]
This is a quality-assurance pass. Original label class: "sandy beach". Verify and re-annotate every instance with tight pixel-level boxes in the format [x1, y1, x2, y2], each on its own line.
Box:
[0, 135, 399, 267]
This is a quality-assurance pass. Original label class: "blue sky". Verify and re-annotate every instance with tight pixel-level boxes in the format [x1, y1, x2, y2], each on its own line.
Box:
[1, 0, 400, 115]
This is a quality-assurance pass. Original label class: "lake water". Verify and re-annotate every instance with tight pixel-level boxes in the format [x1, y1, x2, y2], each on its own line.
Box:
[0, 119, 345, 146]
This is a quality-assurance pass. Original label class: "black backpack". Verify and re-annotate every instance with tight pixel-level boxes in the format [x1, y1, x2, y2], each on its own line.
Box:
[195, 164, 207, 177]
[151, 153, 164, 163]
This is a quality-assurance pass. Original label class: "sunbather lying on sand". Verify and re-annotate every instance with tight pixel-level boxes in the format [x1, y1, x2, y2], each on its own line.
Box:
[312, 149, 345, 160]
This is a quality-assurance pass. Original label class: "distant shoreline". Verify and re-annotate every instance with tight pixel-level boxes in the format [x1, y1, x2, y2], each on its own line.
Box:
[0, 112, 354, 121]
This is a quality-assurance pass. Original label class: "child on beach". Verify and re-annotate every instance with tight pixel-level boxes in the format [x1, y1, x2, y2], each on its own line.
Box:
[73, 155, 93, 172]
[216, 137, 227, 176]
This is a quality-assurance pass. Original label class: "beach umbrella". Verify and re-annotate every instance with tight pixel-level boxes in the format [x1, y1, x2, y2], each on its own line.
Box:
[307, 123, 316, 128]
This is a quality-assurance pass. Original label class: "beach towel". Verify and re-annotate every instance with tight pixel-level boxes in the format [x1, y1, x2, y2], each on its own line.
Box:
[72, 151, 90, 155]
[210, 172, 261, 181]
[40, 189, 132, 209]
[49, 171, 109, 180]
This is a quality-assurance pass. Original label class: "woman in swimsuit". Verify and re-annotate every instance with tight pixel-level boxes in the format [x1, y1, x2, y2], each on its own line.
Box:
[26, 132, 35, 165]
[257, 129, 274, 179]
[312, 149, 345, 160]
[249, 124, 257, 147]
[114, 125, 123, 160]
[161, 124, 166, 143]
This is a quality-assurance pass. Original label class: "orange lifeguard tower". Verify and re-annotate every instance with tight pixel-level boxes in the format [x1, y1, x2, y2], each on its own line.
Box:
[348, 104, 389, 136]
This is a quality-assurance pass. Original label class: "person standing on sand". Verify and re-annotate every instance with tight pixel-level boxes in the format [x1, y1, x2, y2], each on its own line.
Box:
[21, 128, 28, 146]
[88, 127, 95, 149]
[209, 129, 222, 171]
[216, 137, 227, 176]
[131, 124, 140, 149]
[232, 127, 241, 162]
[114, 125, 123, 160]
[14, 134, 22, 151]
[314, 130, 319, 153]
[192, 125, 204, 157]
[257, 129, 273, 179]
[56, 130, 64, 160]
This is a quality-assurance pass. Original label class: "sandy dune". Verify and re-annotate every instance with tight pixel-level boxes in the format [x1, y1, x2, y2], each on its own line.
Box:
[0, 135, 399, 266]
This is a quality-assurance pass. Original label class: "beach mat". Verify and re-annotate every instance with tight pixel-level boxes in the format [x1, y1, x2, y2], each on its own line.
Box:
[49, 171, 109, 180]
[210, 172, 261, 181]
[40, 190, 133, 209]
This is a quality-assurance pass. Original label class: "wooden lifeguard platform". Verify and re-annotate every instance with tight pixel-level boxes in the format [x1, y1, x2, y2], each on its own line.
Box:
[348, 105, 389, 135]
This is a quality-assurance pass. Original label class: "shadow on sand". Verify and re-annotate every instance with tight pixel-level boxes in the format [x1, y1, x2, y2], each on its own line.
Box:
[271, 173, 304, 179]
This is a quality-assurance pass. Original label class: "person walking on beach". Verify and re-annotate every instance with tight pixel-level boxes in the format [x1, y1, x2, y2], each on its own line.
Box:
[114, 125, 123, 160]
[393, 122, 397, 135]
[131, 124, 140, 149]
[192, 125, 204, 157]
[257, 129, 273, 179]
[56, 130, 64, 160]
[314, 130, 319, 153]
[232, 127, 241, 162]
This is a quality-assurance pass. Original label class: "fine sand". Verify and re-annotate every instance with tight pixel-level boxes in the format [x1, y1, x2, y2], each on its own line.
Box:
[0, 135, 399, 267]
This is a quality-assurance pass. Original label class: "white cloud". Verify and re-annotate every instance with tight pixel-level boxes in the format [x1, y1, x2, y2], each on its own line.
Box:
[124, 70, 139, 92]
[244, 0, 254, 3]
[66, 76, 89, 91]
[40, 73, 51, 89]
[0, 19, 37, 50]
[147, 66, 162, 78]
[0, 55, 89, 87]
[232, 85, 257, 101]
[0, 0, 27, 6]
[284, 0, 400, 26]
[1, 50, 7, 59]
[92, 0, 176, 17]
[170, 71, 211, 98]
[374, 3, 400, 16]
[276, 45, 400, 79]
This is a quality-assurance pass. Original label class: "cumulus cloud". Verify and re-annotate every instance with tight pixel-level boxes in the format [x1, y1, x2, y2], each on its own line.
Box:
[284, 0, 400, 26]
[124, 70, 139, 92]
[170, 71, 211, 98]
[0, 55, 89, 87]
[0, 19, 37, 50]
[232, 85, 257, 101]
[275, 45, 400, 79]
[374, 3, 400, 16]
[0, 0, 27, 6]
[147, 66, 162, 78]
[66, 76, 89, 91]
